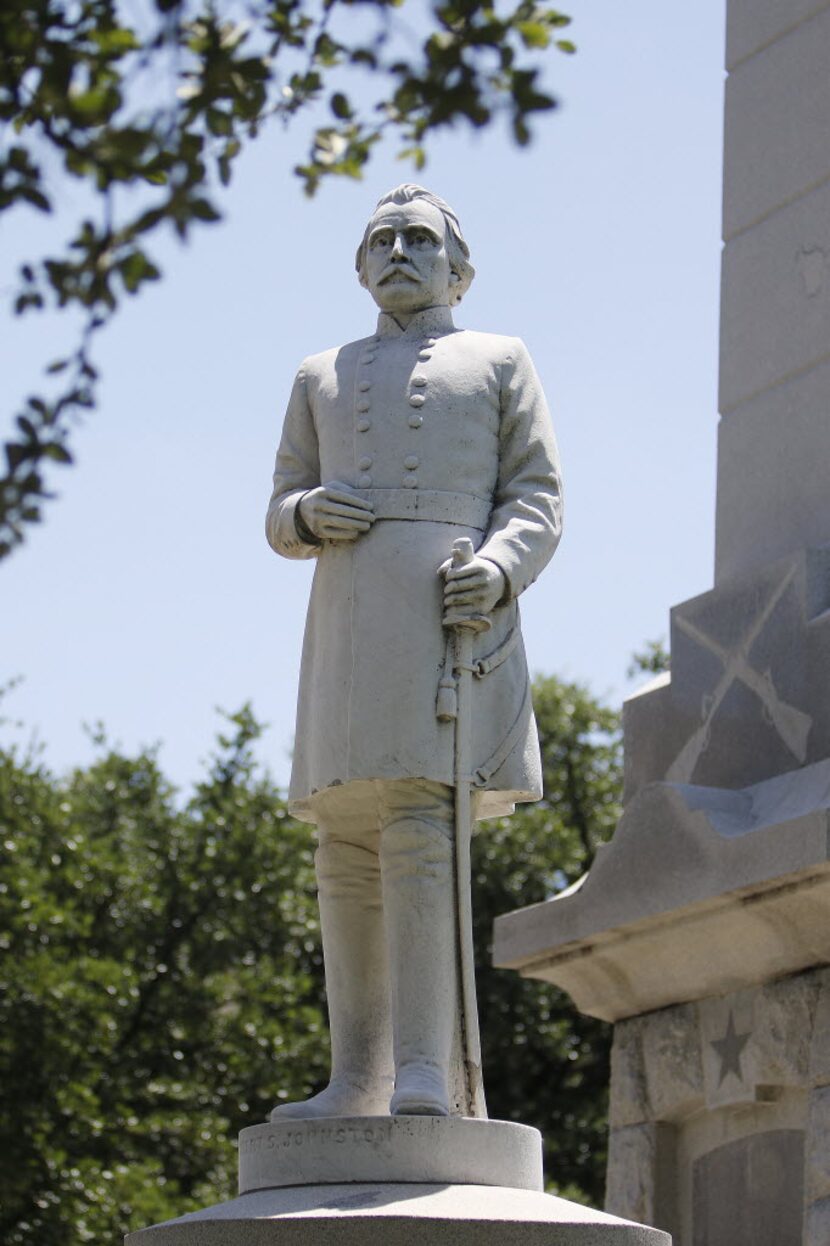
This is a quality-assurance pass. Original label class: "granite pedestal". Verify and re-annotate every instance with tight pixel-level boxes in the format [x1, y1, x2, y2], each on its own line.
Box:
[126, 1117, 670, 1246]
[493, 4, 830, 1242]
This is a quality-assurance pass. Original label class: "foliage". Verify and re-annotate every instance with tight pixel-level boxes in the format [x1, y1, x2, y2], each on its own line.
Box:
[474, 675, 620, 1201]
[0, 707, 327, 1243]
[0, 0, 574, 558]
[0, 675, 620, 1242]
[627, 637, 670, 680]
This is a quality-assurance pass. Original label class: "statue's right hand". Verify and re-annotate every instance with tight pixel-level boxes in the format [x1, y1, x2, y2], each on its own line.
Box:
[298, 482, 375, 542]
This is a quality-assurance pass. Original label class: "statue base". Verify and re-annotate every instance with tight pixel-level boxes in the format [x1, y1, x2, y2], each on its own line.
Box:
[126, 1182, 669, 1246]
[126, 1118, 670, 1246]
[239, 1115, 543, 1192]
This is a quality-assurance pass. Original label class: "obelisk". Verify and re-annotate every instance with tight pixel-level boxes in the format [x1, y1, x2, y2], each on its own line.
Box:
[495, 6, 830, 1244]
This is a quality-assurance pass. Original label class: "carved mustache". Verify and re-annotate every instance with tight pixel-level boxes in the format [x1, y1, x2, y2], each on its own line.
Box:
[379, 264, 423, 284]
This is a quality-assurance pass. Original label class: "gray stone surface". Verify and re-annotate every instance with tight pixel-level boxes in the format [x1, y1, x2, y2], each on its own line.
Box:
[805, 1086, 830, 1202]
[714, 366, 830, 584]
[726, 0, 830, 70]
[609, 1020, 649, 1130]
[623, 549, 830, 799]
[621, 674, 681, 805]
[809, 968, 830, 1084]
[640, 1006, 702, 1124]
[805, 1196, 830, 1246]
[238, 1116, 543, 1193]
[493, 2, 830, 1239]
[605, 1124, 677, 1240]
[720, 178, 830, 413]
[691, 1130, 805, 1246]
[666, 552, 819, 789]
[724, 7, 830, 238]
[600, 974, 829, 1243]
[753, 975, 821, 1087]
[699, 994, 757, 1108]
[493, 763, 830, 1020]
[125, 1183, 671, 1246]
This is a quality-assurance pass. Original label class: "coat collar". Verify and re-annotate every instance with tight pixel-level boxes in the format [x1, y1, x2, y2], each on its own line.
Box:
[375, 305, 455, 340]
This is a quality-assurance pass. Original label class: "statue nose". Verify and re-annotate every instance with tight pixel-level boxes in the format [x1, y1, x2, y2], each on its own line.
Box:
[390, 234, 407, 261]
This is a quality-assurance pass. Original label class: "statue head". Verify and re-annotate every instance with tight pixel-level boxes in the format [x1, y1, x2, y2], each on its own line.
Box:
[355, 184, 475, 313]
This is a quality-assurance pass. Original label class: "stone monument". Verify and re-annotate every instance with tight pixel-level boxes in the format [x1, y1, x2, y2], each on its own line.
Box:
[126, 186, 668, 1244]
[493, 6, 830, 1245]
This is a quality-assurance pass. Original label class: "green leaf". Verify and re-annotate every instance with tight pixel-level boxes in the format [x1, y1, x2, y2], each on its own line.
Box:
[516, 22, 551, 49]
[330, 93, 352, 120]
[15, 417, 38, 443]
[5, 443, 31, 471]
[44, 443, 73, 464]
[207, 108, 234, 137]
[68, 87, 122, 122]
[90, 27, 140, 54]
[119, 251, 161, 294]
[21, 187, 51, 213]
[189, 198, 221, 223]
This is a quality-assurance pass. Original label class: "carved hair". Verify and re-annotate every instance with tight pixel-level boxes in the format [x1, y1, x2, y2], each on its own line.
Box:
[355, 184, 475, 306]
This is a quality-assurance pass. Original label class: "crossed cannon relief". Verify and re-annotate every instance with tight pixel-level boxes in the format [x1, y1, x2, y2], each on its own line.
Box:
[666, 565, 812, 785]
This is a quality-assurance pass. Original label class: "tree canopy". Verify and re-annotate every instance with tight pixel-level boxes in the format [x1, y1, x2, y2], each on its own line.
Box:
[0, 0, 574, 559]
[0, 672, 618, 1243]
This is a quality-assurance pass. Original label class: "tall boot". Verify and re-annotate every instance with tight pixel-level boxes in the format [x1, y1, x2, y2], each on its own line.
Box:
[381, 809, 457, 1116]
[270, 837, 395, 1119]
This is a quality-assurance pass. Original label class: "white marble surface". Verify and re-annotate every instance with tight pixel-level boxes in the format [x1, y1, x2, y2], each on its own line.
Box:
[239, 1116, 543, 1193]
[126, 1182, 670, 1246]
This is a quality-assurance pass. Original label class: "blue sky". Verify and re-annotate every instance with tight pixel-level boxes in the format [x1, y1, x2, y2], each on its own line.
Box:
[1, 1, 727, 792]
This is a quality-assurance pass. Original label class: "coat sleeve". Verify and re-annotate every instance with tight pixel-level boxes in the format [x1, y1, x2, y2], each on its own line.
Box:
[477, 338, 563, 601]
[265, 363, 322, 560]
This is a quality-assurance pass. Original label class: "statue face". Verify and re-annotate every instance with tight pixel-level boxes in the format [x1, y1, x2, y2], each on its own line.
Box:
[364, 199, 453, 314]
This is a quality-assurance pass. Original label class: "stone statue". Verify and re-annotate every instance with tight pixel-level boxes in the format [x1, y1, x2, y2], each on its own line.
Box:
[265, 184, 562, 1121]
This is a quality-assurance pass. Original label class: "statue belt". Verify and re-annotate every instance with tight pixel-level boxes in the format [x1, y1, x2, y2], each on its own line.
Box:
[355, 488, 492, 531]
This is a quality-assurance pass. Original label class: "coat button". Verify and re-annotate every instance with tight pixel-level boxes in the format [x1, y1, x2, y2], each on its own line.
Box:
[412, 375, 427, 387]
[409, 394, 425, 407]
[403, 474, 418, 488]
[358, 455, 373, 470]
[357, 400, 370, 412]
[417, 351, 432, 362]
[408, 414, 424, 428]
[359, 381, 371, 392]
[404, 455, 419, 470]
[361, 352, 376, 364]
[359, 474, 373, 488]
[357, 418, 371, 432]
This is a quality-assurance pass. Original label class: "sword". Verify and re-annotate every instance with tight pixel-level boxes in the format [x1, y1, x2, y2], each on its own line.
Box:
[441, 536, 489, 1118]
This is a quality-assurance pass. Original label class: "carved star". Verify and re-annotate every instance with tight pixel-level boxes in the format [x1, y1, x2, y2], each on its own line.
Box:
[710, 1010, 751, 1085]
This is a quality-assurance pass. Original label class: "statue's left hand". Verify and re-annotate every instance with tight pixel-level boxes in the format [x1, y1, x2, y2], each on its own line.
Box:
[439, 555, 505, 619]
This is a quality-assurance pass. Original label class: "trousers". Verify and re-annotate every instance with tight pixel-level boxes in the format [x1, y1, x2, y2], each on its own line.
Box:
[310, 777, 463, 1114]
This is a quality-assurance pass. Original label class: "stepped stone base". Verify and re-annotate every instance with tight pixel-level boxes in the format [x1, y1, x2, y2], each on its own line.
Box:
[239, 1115, 543, 1192]
[126, 1181, 670, 1246]
[126, 1118, 669, 1246]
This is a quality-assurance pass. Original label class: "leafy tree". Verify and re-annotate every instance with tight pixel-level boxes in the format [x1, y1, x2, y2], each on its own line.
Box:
[0, 0, 574, 558]
[475, 675, 620, 1202]
[627, 638, 670, 679]
[0, 675, 619, 1243]
[0, 707, 328, 1244]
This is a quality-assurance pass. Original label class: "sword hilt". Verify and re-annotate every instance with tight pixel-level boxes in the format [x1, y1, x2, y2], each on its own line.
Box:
[442, 537, 492, 633]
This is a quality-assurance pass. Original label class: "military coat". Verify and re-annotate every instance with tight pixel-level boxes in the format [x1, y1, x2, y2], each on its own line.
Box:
[266, 305, 563, 823]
